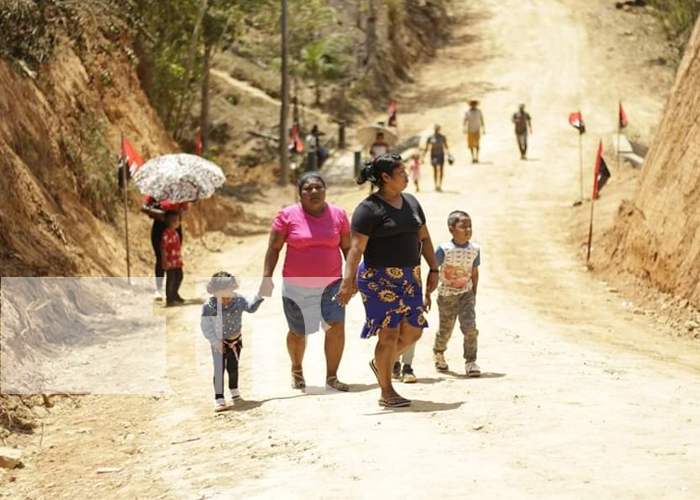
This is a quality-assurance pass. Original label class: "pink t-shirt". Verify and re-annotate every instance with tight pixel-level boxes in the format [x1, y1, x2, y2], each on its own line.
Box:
[272, 203, 350, 287]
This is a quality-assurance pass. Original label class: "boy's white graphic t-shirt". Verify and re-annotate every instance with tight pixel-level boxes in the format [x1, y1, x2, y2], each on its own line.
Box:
[435, 240, 481, 296]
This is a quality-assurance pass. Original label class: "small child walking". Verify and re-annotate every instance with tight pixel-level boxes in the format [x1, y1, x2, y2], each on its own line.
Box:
[201, 272, 264, 412]
[161, 211, 184, 307]
[410, 154, 421, 192]
[433, 211, 482, 377]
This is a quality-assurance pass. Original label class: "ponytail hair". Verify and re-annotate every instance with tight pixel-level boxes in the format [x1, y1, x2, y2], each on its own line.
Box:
[357, 153, 403, 186]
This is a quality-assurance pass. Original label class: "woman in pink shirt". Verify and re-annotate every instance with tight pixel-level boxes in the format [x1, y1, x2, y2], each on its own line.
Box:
[259, 172, 351, 392]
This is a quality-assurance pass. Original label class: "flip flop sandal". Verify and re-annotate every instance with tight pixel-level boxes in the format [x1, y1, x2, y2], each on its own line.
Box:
[378, 396, 411, 408]
[326, 376, 349, 392]
[369, 359, 381, 388]
[291, 371, 306, 390]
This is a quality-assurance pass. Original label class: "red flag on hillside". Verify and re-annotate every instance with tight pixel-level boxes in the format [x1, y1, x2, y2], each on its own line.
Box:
[592, 139, 611, 200]
[195, 129, 203, 156]
[289, 124, 303, 153]
[120, 137, 143, 176]
[569, 111, 585, 134]
[619, 101, 628, 129]
[388, 99, 398, 127]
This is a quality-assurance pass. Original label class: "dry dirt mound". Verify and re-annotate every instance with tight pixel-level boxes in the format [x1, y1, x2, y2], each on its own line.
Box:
[603, 17, 700, 308]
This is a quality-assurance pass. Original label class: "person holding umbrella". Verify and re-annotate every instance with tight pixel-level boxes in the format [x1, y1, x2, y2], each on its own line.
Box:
[141, 198, 188, 302]
[134, 153, 226, 301]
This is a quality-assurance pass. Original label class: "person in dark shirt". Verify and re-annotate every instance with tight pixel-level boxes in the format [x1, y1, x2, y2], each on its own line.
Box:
[512, 104, 533, 160]
[337, 154, 440, 408]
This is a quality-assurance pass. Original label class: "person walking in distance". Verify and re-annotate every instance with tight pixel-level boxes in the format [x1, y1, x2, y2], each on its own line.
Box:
[463, 100, 485, 163]
[422, 124, 451, 192]
[512, 104, 533, 160]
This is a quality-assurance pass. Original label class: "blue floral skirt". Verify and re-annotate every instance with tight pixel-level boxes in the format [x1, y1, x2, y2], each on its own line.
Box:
[357, 262, 428, 338]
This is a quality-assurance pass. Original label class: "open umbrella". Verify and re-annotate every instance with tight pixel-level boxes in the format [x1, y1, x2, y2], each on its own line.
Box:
[133, 154, 226, 203]
[357, 125, 398, 148]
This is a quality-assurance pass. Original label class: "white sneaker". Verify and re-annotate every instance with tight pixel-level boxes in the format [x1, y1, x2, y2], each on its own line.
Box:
[434, 352, 449, 372]
[229, 388, 241, 401]
[466, 362, 481, 378]
[154, 290, 164, 301]
[213, 398, 227, 412]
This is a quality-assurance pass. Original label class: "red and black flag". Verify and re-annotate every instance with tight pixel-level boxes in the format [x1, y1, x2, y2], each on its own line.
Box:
[619, 101, 628, 129]
[388, 99, 398, 127]
[118, 137, 144, 188]
[593, 139, 611, 199]
[569, 111, 585, 134]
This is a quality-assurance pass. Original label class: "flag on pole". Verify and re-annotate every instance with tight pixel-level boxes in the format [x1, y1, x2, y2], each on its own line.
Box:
[120, 137, 144, 176]
[619, 102, 628, 129]
[289, 124, 303, 153]
[388, 99, 398, 127]
[568, 111, 586, 134]
[592, 139, 611, 199]
[195, 129, 203, 156]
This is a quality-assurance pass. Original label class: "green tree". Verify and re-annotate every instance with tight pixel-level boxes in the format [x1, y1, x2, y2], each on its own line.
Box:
[294, 37, 346, 105]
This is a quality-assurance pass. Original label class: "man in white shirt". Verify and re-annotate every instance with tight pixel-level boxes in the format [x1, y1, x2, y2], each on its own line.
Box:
[463, 100, 485, 163]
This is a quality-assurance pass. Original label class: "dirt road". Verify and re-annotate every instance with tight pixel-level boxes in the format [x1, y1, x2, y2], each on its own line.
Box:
[5, 1, 700, 499]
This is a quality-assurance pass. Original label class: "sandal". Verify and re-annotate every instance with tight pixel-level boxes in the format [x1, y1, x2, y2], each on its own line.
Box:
[291, 370, 306, 390]
[326, 376, 349, 392]
[378, 395, 412, 408]
[369, 359, 381, 388]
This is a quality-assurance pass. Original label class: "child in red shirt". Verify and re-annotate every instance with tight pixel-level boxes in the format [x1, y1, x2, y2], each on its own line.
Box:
[161, 211, 184, 306]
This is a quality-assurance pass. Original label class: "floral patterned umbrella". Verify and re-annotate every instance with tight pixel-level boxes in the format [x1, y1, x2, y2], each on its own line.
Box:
[133, 154, 226, 203]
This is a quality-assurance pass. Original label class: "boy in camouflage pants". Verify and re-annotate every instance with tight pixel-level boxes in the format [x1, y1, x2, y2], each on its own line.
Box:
[433, 211, 482, 377]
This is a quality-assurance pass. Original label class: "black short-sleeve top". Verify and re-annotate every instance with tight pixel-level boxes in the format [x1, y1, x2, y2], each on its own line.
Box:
[351, 193, 426, 268]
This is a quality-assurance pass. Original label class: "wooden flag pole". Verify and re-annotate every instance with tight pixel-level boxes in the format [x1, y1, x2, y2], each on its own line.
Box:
[586, 189, 596, 262]
[578, 131, 583, 202]
[121, 133, 132, 284]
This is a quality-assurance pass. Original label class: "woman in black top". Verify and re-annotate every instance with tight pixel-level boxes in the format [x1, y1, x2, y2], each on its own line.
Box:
[338, 154, 439, 408]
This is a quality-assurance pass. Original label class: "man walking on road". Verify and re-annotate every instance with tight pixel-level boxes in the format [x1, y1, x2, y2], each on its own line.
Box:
[512, 104, 533, 160]
[463, 100, 485, 163]
[422, 124, 451, 192]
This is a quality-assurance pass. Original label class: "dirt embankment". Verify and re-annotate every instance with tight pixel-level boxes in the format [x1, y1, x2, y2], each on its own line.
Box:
[601, 16, 700, 310]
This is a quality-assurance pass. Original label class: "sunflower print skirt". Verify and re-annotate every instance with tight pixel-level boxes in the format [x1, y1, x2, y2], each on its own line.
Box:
[357, 262, 428, 339]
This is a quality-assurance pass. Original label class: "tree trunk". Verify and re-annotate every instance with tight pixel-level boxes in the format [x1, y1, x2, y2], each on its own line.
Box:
[315, 76, 322, 106]
[200, 43, 212, 154]
[364, 0, 378, 66]
[279, 0, 290, 186]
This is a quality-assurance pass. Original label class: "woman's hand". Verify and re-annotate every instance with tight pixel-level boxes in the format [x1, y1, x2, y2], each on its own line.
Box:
[426, 271, 439, 295]
[424, 292, 432, 313]
[258, 277, 275, 298]
[212, 340, 224, 354]
[337, 278, 356, 306]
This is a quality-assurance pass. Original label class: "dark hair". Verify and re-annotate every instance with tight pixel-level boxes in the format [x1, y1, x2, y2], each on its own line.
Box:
[357, 153, 402, 186]
[297, 171, 326, 195]
[206, 271, 238, 295]
[165, 211, 179, 224]
[447, 210, 470, 227]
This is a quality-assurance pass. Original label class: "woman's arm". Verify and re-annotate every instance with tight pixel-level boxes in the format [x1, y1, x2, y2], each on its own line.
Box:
[259, 230, 286, 297]
[337, 232, 369, 305]
[417, 225, 439, 294]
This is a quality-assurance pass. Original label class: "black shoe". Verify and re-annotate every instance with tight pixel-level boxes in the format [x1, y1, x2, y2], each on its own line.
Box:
[392, 361, 402, 380]
[174, 296, 186, 304]
[402, 364, 417, 384]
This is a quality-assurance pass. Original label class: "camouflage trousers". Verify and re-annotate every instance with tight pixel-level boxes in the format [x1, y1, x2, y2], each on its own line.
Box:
[433, 291, 478, 362]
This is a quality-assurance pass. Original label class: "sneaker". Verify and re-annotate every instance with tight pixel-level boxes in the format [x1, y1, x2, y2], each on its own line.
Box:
[434, 352, 449, 372]
[466, 362, 481, 378]
[402, 365, 417, 384]
[392, 361, 402, 380]
[214, 398, 227, 412]
[154, 290, 164, 302]
[229, 388, 241, 401]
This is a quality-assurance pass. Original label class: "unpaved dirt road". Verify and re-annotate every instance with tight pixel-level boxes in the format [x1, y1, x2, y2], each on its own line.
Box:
[5, 1, 700, 499]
